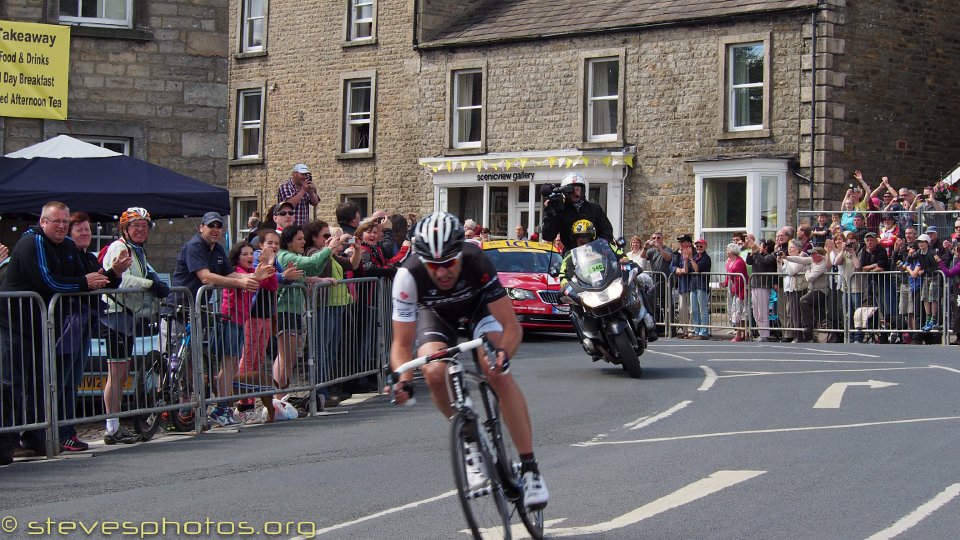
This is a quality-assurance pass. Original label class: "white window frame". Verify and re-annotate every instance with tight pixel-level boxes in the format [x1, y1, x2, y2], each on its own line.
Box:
[77, 136, 130, 155]
[452, 69, 483, 149]
[235, 87, 264, 159]
[347, 0, 375, 42]
[692, 159, 788, 248]
[234, 197, 259, 242]
[343, 77, 373, 154]
[59, 0, 132, 28]
[240, 0, 267, 53]
[586, 57, 620, 143]
[727, 42, 765, 131]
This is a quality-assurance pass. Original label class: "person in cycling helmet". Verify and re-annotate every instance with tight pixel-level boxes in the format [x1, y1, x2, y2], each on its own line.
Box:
[558, 219, 599, 289]
[101, 207, 170, 444]
[541, 172, 614, 254]
[388, 211, 549, 509]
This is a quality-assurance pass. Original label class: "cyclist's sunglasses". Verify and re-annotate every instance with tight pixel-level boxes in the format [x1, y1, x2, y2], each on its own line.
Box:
[421, 254, 461, 271]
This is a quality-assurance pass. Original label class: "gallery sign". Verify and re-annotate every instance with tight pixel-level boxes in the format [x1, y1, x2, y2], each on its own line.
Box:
[0, 20, 70, 120]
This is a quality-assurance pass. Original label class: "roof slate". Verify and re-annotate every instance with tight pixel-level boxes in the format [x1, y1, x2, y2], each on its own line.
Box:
[421, 0, 820, 47]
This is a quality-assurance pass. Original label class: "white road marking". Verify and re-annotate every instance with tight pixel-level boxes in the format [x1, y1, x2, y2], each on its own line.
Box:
[864, 483, 960, 540]
[763, 345, 881, 358]
[629, 401, 692, 430]
[305, 490, 456, 537]
[929, 364, 960, 375]
[719, 366, 929, 379]
[475, 518, 567, 539]
[813, 380, 898, 409]
[698, 365, 717, 391]
[647, 349, 694, 362]
[545, 470, 766, 537]
[709, 358, 903, 364]
[576, 415, 960, 446]
[623, 416, 650, 429]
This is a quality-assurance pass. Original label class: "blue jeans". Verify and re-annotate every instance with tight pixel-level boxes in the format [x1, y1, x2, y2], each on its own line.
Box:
[690, 288, 711, 336]
[316, 305, 346, 398]
[58, 341, 90, 440]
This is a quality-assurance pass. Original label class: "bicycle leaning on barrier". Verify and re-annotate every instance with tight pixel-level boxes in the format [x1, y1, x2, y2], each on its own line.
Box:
[390, 335, 544, 539]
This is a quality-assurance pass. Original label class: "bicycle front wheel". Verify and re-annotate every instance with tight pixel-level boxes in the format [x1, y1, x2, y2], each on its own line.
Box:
[451, 413, 511, 539]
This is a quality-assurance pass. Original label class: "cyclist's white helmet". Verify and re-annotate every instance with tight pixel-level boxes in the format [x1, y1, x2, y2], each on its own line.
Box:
[413, 211, 465, 262]
[560, 172, 585, 193]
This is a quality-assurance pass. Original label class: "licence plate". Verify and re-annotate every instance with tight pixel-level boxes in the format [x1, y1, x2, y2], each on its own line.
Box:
[77, 372, 135, 396]
[554, 305, 570, 314]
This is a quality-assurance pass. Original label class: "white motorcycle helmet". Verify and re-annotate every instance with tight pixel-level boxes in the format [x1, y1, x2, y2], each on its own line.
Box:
[559, 172, 585, 194]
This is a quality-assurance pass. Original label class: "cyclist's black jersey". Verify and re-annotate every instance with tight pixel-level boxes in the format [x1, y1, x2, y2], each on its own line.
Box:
[392, 242, 507, 323]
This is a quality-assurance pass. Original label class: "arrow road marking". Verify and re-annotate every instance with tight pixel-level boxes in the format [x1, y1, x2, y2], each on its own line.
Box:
[813, 380, 898, 409]
[545, 470, 765, 537]
[865, 483, 960, 540]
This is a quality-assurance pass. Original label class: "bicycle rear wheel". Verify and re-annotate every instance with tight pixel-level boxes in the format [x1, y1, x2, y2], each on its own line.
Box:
[451, 413, 511, 539]
[132, 351, 163, 441]
[482, 385, 545, 539]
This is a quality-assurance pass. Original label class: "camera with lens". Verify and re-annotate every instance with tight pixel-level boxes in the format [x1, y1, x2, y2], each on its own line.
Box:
[540, 183, 567, 215]
[845, 241, 857, 249]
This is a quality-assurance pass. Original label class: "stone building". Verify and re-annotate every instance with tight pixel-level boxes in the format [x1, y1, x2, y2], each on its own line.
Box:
[1, 0, 229, 272]
[228, 0, 960, 254]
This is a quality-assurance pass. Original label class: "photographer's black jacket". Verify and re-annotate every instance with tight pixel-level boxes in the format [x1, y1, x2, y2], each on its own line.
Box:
[542, 200, 614, 253]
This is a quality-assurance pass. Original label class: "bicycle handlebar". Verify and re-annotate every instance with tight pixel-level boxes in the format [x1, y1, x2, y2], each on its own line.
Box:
[393, 337, 485, 376]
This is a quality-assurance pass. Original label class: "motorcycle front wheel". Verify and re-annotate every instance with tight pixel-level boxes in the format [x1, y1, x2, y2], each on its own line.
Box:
[613, 332, 642, 378]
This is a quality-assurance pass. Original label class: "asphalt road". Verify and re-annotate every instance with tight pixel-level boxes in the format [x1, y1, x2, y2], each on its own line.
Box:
[2, 335, 959, 539]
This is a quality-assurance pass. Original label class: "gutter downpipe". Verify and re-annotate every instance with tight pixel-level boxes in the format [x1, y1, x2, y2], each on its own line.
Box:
[809, 9, 817, 211]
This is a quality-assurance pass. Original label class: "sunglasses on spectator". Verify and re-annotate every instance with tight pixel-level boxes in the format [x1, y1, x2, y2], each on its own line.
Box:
[421, 255, 460, 271]
[205, 222, 223, 229]
[276, 211, 295, 216]
[320, 233, 331, 238]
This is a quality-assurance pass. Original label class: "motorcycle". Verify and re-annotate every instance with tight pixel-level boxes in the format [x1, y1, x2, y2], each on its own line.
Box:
[558, 239, 655, 378]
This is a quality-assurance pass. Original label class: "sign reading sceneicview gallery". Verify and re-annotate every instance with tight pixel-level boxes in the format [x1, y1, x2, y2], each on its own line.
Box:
[0, 20, 70, 120]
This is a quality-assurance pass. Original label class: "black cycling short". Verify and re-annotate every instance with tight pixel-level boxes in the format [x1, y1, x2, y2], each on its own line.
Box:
[415, 304, 503, 349]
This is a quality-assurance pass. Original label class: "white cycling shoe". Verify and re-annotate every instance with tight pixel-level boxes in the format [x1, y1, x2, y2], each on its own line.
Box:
[463, 441, 488, 491]
[522, 471, 549, 509]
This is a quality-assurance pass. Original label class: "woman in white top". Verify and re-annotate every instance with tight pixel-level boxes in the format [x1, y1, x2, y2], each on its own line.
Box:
[779, 239, 807, 341]
[626, 235, 651, 271]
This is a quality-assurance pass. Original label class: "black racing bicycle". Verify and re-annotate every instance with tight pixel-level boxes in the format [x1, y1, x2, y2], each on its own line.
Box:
[391, 335, 544, 540]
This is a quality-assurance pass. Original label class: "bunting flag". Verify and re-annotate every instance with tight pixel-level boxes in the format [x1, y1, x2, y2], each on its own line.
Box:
[419, 152, 636, 173]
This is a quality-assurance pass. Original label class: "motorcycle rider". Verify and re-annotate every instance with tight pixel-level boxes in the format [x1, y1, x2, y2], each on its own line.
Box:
[559, 220, 657, 342]
[541, 172, 613, 254]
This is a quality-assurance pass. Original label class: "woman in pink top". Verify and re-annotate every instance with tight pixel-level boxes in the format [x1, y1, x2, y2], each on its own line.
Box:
[720, 242, 749, 341]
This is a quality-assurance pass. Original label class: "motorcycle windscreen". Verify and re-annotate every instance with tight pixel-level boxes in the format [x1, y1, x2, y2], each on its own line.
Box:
[570, 240, 621, 287]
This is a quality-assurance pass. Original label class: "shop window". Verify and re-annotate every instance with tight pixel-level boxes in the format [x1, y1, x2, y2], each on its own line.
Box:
[693, 159, 787, 261]
[346, 0, 375, 43]
[447, 187, 483, 226]
[234, 197, 259, 241]
[340, 73, 376, 158]
[235, 87, 264, 159]
[59, 0, 132, 28]
[240, 0, 267, 53]
[451, 68, 484, 149]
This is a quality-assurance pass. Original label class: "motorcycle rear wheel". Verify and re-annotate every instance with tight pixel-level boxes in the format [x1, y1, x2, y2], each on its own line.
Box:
[613, 332, 642, 378]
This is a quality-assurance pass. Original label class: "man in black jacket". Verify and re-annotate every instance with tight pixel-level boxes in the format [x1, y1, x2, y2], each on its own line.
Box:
[0, 202, 111, 463]
[541, 173, 613, 254]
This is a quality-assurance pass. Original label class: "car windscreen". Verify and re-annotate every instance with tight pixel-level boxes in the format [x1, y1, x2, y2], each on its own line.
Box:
[484, 249, 561, 274]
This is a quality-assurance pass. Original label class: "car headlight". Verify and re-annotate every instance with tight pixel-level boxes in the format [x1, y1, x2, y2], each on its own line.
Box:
[506, 287, 537, 301]
[580, 279, 624, 308]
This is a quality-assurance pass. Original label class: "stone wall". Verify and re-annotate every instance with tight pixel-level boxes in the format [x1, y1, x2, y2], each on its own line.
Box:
[1, 1, 229, 272]
[815, 0, 960, 205]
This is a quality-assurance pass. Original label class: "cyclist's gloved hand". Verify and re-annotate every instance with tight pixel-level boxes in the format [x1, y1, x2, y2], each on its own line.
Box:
[389, 380, 415, 406]
[149, 278, 171, 299]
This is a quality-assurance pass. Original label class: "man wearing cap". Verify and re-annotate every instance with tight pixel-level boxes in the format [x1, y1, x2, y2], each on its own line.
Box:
[924, 226, 943, 254]
[277, 163, 319, 227]
[916, 233, 941, 331]
[688, 238, 712, 339]
[172, 212, 267, 300]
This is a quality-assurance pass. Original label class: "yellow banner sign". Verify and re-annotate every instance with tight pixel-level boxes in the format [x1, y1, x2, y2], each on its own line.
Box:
[0, 20, 70, 120]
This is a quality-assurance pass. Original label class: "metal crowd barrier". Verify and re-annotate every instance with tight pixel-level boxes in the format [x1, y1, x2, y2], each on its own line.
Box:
[666, 271, 750, 338]
[748, 271, 847, 342]
[646, 271, 670, 335]
[46, 287, 195, 453]
[0, 291, 51, 455]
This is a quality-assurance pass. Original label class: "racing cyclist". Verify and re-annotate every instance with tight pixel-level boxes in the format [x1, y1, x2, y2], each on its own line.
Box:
[388, 211, 549, 509]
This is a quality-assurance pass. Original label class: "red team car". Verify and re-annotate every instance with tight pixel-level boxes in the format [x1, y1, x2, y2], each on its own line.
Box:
[481, 239, 572, 332]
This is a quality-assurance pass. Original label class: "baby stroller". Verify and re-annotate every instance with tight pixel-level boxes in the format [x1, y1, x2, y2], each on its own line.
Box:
[852, 298, 886, 343]
[768, 290, 783, 341]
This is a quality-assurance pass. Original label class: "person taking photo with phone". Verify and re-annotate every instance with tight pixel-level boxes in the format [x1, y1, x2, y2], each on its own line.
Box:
[277, 163, 319, 227]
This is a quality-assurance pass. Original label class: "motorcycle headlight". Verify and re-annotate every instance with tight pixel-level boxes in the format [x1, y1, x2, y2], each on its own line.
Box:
[580, 279, 624, 308]
[506, 287, 537, 301]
